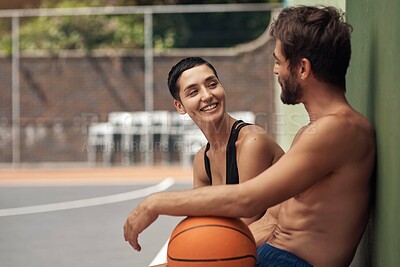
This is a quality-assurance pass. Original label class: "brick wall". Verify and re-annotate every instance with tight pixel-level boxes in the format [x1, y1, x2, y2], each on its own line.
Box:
[0, 37, 277, 164]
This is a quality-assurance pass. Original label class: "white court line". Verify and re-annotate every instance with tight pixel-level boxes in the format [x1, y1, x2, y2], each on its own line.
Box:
[0, 177, 175, 217]
[149, 239, 169, 267]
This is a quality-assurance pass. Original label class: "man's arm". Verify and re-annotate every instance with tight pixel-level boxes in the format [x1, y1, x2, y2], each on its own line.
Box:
[124, 116, 356, 251]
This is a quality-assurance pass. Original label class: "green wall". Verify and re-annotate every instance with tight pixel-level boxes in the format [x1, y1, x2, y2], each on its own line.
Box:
[347, 0, 400, 266]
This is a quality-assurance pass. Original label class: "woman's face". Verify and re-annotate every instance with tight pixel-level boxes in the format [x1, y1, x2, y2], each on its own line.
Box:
[174, 64, 226, 127]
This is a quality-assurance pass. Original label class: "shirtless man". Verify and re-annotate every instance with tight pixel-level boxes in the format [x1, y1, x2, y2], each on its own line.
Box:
[124, 6, 376, 267]
[168, 57, 283, 225]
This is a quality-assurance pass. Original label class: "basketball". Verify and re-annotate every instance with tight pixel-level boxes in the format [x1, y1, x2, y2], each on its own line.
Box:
[167, 216, 257, 267]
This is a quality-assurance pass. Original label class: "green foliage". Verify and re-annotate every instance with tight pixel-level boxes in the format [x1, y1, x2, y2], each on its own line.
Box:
[18, 14, 144, 51]
[0, 19, 11, 55]
[154, 11, 270, 48]
[0, 0, 145, 54]
[121, 0, 280, 4]
[0, 0, 280, 54]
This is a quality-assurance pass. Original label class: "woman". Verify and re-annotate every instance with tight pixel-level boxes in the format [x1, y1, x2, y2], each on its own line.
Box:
[167, 57, 284, 225]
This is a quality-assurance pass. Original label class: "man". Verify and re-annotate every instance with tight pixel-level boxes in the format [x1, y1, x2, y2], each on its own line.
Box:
[124, 6, 375, 267]
[168, 57, 283, 225]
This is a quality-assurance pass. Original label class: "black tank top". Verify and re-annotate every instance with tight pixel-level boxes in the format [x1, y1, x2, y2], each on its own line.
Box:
[204, 120, 251, 185]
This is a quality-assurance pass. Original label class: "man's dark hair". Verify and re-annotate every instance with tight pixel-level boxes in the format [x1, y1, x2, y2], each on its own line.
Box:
[167, 57, 219, 100]
[270, 6, 353, 91]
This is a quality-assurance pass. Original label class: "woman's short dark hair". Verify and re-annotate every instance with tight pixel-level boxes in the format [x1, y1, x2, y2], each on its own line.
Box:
[167, 57, 219, 100]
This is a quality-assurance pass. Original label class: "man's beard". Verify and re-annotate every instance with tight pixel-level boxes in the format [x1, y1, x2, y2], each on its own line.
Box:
[279, 74, 303, 105]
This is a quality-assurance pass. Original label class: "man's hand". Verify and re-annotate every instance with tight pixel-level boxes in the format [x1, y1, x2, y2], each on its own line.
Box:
[124, 198, 158, 251]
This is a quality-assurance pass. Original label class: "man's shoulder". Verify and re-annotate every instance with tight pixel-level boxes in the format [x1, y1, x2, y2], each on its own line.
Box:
[296, 109, 374, 157]
[314, 108, 374, 136]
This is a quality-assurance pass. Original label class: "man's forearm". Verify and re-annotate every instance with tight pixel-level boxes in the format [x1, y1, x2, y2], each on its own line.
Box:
[148, 183, 256, 218]
[124, 171, 268, 251]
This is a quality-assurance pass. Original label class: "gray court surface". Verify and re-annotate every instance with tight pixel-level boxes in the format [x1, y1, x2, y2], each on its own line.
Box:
[0, 180, 191, 267]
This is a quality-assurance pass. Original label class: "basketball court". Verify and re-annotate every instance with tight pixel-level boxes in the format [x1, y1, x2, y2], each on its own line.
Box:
[0, 167, 192, 267]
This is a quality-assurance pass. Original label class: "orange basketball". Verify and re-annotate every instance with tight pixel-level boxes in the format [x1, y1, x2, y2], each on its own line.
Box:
[167, 216, 257, 267]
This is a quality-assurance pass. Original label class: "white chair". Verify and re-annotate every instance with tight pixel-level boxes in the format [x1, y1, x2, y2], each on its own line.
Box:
[108, 112, 134, 134]
[229, 111, 256, 124]
[107, 112, 136, 165]
[147, 111, 170, 165]
[87, 122, 114, 166]
[169, 113, 200, 165]
[108, 111, 152, 165]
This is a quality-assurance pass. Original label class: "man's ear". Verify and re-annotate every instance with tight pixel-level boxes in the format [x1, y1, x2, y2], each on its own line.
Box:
[174, 100, 186, 115]
[299, 58, 312, 80]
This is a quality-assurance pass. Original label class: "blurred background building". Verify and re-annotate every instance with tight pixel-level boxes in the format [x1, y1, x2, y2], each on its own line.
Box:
[0, 1, 282, 167]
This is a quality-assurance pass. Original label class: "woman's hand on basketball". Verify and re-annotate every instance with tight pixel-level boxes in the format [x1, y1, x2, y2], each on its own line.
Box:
[124, 198, 158, 251]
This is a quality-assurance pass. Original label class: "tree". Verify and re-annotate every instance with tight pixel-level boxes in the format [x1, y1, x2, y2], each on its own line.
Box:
[0, 0, 280, 54]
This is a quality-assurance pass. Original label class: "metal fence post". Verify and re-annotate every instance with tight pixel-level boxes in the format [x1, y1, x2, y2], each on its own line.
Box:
[11, 15, 20, 168]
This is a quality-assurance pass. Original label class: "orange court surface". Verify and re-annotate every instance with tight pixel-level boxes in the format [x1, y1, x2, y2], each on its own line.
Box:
[0, 166, 193, 185]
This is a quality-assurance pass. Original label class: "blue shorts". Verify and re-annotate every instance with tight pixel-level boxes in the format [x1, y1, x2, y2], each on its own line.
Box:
[256, 243, 313, 267]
